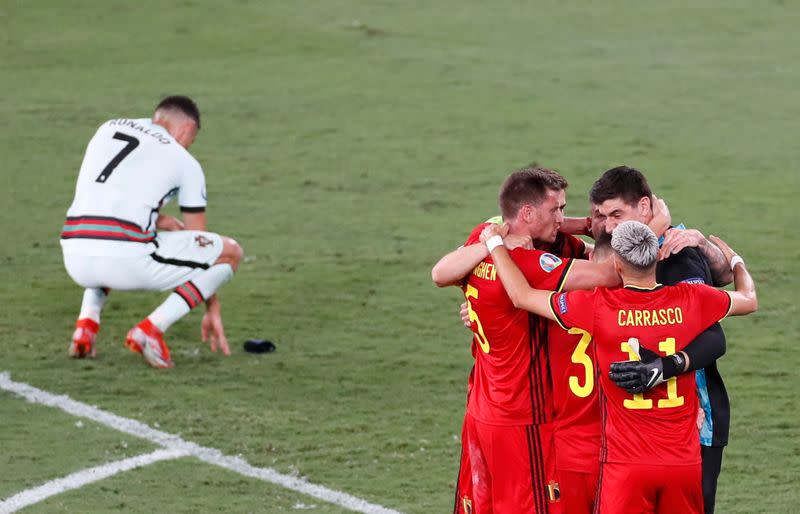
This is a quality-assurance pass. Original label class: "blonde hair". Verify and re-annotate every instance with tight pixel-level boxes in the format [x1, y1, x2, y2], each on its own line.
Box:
[611, 221, 658, 270]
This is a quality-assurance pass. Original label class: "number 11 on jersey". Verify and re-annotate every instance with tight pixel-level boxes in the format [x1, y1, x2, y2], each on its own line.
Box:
[620, 337, 685, 410]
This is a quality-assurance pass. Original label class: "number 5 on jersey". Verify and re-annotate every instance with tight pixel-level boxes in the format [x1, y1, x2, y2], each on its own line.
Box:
[465, 285, 491, 353]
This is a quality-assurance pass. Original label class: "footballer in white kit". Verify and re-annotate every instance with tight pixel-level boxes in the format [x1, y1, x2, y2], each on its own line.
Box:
[61, 96, 243, 368]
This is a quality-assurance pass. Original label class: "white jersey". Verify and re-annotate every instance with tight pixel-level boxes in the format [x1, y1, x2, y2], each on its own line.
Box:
[61, 118, 206, 256]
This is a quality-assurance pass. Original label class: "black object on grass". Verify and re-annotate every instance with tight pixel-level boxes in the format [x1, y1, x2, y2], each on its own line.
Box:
[243, 339, 277, 354]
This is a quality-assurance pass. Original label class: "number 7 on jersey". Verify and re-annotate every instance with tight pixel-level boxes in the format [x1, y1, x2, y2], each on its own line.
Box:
[95, 132, 140, 183]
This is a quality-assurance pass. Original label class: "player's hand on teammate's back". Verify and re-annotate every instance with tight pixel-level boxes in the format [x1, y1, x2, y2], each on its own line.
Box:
[696, 407, 706, 430]
[460, 302, 471, 328]
[201, 296, 230, 355]
[609, 356, 666, 394]
[658, 228, 706, 260]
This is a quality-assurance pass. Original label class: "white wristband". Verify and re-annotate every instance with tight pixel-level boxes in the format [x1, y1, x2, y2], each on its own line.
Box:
[486, 235, 504, 253]
[729, 255, 744, 271]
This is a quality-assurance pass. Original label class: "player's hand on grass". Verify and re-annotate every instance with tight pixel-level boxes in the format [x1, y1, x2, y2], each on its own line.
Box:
[201, 296, 230, 355]
[658, 228, 706, 260]
[460, 302, 471, 328]
[479, 222, 508, 243]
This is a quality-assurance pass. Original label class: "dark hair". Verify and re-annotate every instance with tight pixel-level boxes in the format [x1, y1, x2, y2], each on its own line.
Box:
[594, 231, 612, 250]
[589, 165, 652, 207]
[591, 231, 613, 259]
[499, 166, 568, 219]
[155, 95, 201, 128]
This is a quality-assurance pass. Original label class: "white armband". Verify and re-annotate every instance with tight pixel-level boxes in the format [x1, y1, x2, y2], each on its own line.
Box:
[486, 235, 504, 253]
[729, 255, 744, 271]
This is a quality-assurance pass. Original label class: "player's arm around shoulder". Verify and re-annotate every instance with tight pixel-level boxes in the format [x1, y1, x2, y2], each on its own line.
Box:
[561, 258, 620, 291]
[480, 224, 555, 320]
[659, 225, 734, 286]
[709, 235, 757, 316]
[431, 221, 533, 287]
[431, 243, 491, 288]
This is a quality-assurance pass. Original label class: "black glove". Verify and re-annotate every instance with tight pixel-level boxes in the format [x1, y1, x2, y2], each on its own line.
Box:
[609, 351, 686, 394]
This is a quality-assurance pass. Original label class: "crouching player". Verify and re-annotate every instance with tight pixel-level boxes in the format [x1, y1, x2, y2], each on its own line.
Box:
[61, 96, 243, 368]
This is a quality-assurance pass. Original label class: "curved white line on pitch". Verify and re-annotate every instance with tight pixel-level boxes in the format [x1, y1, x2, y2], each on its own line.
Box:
[0, 372, 403, 514]
[0, 448, 189, 514]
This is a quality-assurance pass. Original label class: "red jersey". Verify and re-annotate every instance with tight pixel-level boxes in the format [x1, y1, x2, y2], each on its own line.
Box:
[462, 222, 575, 425]
[545, 234, 601, 473]
[549, 283, 732, 465]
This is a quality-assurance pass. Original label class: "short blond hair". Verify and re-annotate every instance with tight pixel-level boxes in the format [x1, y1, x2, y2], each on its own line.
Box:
[611, 221, 658, 270]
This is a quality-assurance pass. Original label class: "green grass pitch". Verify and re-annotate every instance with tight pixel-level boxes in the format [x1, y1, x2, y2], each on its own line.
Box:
[0, 1, 797, 512]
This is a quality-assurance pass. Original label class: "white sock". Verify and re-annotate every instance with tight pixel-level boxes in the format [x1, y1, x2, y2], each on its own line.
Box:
[148, 264, 234, 332]
[192, 263, 234, 299]
[78, 288, 108, 323]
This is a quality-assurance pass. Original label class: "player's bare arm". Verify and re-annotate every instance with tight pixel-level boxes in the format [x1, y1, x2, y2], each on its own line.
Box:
[182, 211, 207, 231]
[559, 216, 592, 237]
[709, 235, 757, 315]
[156, 214, 184, 231]
[431, 229, 532, 287]
[180, 209, 243, 355]
[198, 236, 244, 355]
[478, 224, 557, 319]
[201, 295, 230, 355]
[648, 194, 671, 238]
[196, 238, 243, 357]
[659, 228, 734, 286]
[561, 258, 620, 290]
[432, 243, 493, 288]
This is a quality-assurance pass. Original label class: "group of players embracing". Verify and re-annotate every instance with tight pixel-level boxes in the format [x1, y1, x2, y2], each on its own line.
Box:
[432, 165, 757, 514]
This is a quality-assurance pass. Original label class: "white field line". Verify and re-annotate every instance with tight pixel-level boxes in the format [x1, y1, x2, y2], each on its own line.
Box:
[0, 448, 189, 514]
[0, 372, 403, 514]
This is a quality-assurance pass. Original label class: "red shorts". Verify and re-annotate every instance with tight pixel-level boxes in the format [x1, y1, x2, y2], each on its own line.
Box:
[454, 414, 562, 514]
[557, 470, 598, 514]
[596, 462, 702, 514]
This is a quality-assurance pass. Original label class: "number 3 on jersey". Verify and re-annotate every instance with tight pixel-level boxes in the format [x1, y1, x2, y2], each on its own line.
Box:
[568, 328, 594, 398]
[96, 132, 140, 183]
[465, 285, 490, 353]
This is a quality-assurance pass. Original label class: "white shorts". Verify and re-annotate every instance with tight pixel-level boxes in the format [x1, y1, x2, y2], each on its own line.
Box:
[62, 230, 224, 292]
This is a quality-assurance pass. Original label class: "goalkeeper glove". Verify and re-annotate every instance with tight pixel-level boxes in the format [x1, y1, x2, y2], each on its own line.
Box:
[609, 352, 687, 394]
